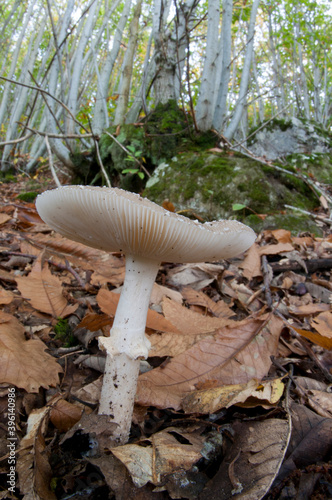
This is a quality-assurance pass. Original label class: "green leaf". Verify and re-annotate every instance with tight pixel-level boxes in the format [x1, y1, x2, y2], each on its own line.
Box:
[232, 203, 246, 211]
[122, 168, 139, 174]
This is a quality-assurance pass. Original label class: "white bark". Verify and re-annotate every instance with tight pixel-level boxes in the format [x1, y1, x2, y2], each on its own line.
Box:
[152, 0, 199, 105]
[114, 0, 143, 125]
[224, 0, 260, 140]
[66, 0, 99, 136]
[92, 0, 132, 135]
[212, 0, 233, 132]
[0, 1, 36, 127]
[195, 0, 221, 131]
[2, 8, 48, 164]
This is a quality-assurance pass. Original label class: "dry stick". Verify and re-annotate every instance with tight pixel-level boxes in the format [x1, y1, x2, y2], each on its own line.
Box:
[3, 251, 86, 288]
[285, 204, 332, 225]
[104, 130, 151, 178]
[94, 136, 112, 188]
[16, 126, 93, 140]
[44, 135, 62, 188]
[232, 103, 292, 149]
[0, 133, 33, 147]
[0, 76, 90, 135]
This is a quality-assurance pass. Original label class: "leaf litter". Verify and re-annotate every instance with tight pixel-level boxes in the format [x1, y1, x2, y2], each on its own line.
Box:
[0, 177, 331, 499]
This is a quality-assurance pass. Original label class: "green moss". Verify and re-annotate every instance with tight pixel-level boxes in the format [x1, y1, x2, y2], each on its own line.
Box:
[17, 191, 39, 202]
[54, 318, 76, 347]
[144, 149, 323, 234]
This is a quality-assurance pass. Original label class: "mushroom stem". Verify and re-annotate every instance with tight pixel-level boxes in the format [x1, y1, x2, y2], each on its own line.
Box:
[98, 255, 160, 444]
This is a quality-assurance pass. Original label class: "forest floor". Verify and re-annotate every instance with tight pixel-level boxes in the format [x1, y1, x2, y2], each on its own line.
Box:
[0, 172, 332, 500]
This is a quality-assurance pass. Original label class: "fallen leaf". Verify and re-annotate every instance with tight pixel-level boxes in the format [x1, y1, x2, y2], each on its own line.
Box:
[236, 377, 285, 409]
[182, 287, 235, 318]
[0, 287, 14, 305]
[0, 213, 11, 225]
[292, 327, 332, 350]
[182, 380, 258, 414]
[259, 242, 294, 255]
[307, 390, 332, 418]
[137, 315, 283, 410]
[289, 303, 331, 316]
[97, 289, 180, 333]
[0, 311, 62, 392]
[239, 243, 262, 280]
[111, 427, 205, 487]
[17, 406, 56, 499]
[277, 403, 332, 483]
[166, 263, 224, 290]
[270, 229, 292, 244]
[149, 331, 210, 357]
[199, 418, 290, 500]
[162, 296, 236, 335]
[150, 283, 183, 306]
[16, 254, 78, 318]
[49, 398, 83, 432]
[310, 311, 332, 338]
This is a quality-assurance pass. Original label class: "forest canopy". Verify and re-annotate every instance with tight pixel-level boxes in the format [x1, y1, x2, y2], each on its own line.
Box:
[0, 0, 331, 172]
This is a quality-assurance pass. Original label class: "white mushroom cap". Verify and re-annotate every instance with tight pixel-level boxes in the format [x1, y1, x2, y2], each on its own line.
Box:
[36, 186, 256, 262]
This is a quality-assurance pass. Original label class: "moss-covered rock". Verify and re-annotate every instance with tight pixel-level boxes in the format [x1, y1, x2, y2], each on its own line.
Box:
[144, 150, 328, 235]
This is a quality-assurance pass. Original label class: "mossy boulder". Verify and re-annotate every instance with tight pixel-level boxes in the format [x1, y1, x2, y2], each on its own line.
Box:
[144, 150, 329, 235]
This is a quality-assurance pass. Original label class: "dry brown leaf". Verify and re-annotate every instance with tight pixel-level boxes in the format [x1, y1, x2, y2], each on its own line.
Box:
[166, 263, 224, 290]
[239, 243, 262, 280]
[310, 311, 332, 338]
[97, 289, 180, 333]
[136, 315, 283, 410]
[307, 390, 332, 418]
[0, 286, 14, 305]
[292, 327, 332, 350]
[149, 331, 210, 357]
[0, 213, 11, 225]
[199, 419, 290, 500]
[16, 254, 78, 318]
[49, 398, 83, 432]
[258, 242, 294, 255]
[162, 296, 236, 335]
[270, 229, 292, 244]
[182, 380, 258, 414]
[111, 427, 204, 487]
[150, 283, 183, 306]
[24, 233, 126, 287]
[78, 312, 113, 331]
[289, 303, 331, 316]
[0, 311, 62, 392]
[182, 287, 235, 318]
[17, 406, 56, 500]
[182, 377, 285, 414]
[236, 377, 285, 409]
[278, 403, 332, 483]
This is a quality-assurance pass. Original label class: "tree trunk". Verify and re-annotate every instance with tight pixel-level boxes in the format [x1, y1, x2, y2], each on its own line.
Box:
[195, 0, 220, 131]
[212, 0, 233, 132]
[224, 0, 260, 141]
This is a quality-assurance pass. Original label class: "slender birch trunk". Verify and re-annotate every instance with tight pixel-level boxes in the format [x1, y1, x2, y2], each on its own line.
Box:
[224, 0, 260, 140]
[195, 0, 220, 131]
[92, 0, 132, 135]
[212, 0, 233, 132]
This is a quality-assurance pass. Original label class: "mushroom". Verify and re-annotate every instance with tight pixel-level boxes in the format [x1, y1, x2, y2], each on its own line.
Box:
[36, 186, 256, 444]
